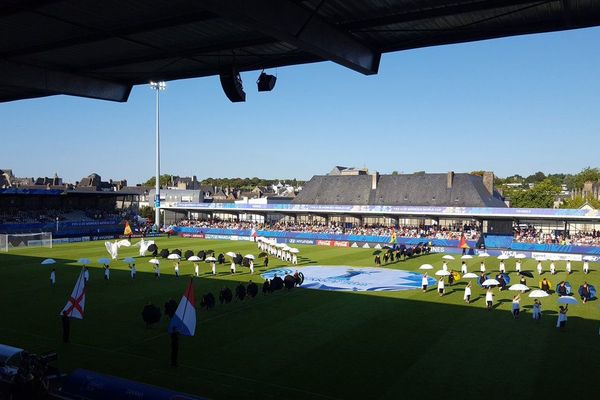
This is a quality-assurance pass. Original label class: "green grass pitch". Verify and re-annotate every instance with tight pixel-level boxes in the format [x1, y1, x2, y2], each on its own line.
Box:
[1, 238, 599, 399]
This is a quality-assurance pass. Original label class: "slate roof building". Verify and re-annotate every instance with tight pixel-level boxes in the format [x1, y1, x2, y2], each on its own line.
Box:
[294, 171, 506, 208]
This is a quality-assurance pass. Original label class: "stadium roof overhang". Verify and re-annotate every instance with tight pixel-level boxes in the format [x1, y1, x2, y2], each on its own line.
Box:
[1, 0, 599, 103]
[163, 202, 600, 222]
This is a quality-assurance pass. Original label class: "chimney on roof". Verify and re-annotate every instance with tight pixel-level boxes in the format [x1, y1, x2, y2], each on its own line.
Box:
[447, 171, 454, 189]
[371, 171, 379, 190]
[483, 172, 494, 195]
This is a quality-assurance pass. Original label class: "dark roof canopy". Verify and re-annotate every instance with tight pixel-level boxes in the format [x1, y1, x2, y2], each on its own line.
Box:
[1, 0, 599, 103]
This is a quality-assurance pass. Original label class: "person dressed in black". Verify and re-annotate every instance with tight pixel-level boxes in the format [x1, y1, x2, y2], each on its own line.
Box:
[448, 270, 455, 286]
[264, 256, 269, 268]
[235, 283, 247, 301]
[61, 311, 70, 343]
[262, 279, 271, 294]
[170, 329, 179, 367]
[247, 281, 258, 298]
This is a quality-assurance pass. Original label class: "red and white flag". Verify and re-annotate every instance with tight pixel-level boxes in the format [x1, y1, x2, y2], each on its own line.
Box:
[60, 269, 86, 319]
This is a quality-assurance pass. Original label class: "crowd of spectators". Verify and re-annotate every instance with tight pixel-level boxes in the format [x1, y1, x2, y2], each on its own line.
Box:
[0, 208, 133, 225]
[176, 219, 481, 240]
[514, 226, 600, 246]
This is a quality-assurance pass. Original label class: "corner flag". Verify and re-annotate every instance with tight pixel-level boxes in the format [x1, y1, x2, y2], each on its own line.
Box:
[459, 234, 469, 249]
[124, 221, 133, 236]
[60, 269, 86, 319]
[168, 279, 197, 336]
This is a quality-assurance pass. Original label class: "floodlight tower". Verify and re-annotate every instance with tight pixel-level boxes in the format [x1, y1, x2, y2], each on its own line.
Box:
[150, 81, 166, 232]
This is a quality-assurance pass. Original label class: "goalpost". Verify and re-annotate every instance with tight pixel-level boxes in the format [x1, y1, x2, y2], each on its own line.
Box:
[0, 232, 53, 252]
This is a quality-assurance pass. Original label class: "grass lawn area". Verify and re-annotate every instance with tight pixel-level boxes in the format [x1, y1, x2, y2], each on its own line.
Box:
[1, 237, 600, 399]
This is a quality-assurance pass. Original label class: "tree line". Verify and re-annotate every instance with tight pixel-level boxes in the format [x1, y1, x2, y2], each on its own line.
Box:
[143, 175, 304, 191]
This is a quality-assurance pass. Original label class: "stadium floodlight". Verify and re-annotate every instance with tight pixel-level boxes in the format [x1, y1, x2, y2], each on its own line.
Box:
[149, 81, 166, 232]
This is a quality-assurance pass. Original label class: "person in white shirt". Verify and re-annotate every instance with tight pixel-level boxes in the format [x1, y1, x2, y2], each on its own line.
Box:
[211, 261, 216, 275]
[50, 269, 56, 286]
[499, 261, 506, 274]
[461, 261, 467, 274]
[155, 265, 160, 278]
[537, 261, 543, 275]
[231, 260, 236, 274]
[437, 277, 445, 296]
[566, 260, 572, 274]
[174, 262, 180, 278]
[485, 289, 494, 311]
[583, 261, 589, 274]
[480, 262, 486, 273]
[515, 260, 521, 273]
[84, 267, 90, 283]
[442, 261, 448, 272]
[104, 265, 110, 280]
[421, 273, 429, 292]
[550, 262, 556, 275]
[532, 299, 542, 321]
[464, 281, 472, 304]
[292, 254, 298, 265]
[194, 263, 199, 277]
[250, 259, 254, 274]
[512, 294, 520, 319]
[130, 264, 136, 279]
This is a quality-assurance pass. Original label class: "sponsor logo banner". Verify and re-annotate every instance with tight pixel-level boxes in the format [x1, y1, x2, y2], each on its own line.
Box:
[287, 239, 315, 245]
[180, 233, 206, 239]
[205, 234, 231, 240]
[333, 241, 349, 248]
[531, 252, 582, 262]
[317, 240, 333, 246]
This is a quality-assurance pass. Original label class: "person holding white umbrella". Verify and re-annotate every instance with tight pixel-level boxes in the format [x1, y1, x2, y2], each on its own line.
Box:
[292, 253, 298, 265]
[231, 259, 236, 274]
[512, 294, 521, 319]
[250, 258, 255, 274]
[550, 262, 556, 275]
[499, 260, 506, 274]
[557, 305, 568, 330]
[537, 261, 543, 275]
[421, 273, 429, 292]
[485, 288, 494, 311]
[461, 261, 467, 275]
[50, 269, 56, 286]
[464, 281, 472, 304]
[566, 260, 572, 274]
[515, 259, 522, 273]
[480, 261, 486, 273]
[437, 277, 445, 296]
[442, 261, 448, 272]
[583, 261, 589, 274]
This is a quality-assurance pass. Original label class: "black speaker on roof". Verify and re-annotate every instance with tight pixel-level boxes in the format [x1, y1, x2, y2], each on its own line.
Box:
[257, 71, 277, 92]
[219, 67, 246, 102]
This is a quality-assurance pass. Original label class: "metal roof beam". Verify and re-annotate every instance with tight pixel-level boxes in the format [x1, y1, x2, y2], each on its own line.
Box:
[343, 0, 548, 30]
[200, 0, 380, 75]
[0, 61, 131, 102]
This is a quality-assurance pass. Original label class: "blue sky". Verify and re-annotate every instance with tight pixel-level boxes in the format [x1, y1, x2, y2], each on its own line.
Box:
[2, 27, 600, 185]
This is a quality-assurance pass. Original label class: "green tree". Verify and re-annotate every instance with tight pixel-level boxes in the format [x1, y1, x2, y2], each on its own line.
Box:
[139, 206, 154, 220]
[569, 167, 600, 190]
[144, 174, 175, 188]
[505, 178, 560, 208]
[524, 171, 546, 183]
[469, 171, 485, 177]
[560, 196, 600, 209]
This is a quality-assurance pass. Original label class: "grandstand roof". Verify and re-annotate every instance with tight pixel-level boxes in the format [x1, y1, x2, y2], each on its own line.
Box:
[293, 173, 507, 207]
[1, 1, 599, 103]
